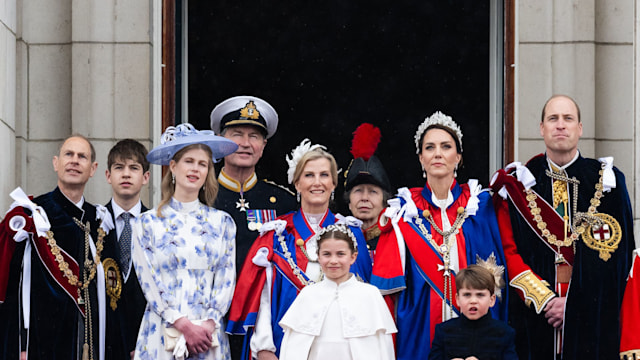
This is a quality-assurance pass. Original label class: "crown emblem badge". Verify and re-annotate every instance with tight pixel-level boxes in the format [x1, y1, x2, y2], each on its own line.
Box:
[240, 101, 260, 120]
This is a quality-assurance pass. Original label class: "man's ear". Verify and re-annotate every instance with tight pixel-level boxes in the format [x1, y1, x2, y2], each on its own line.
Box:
[89, 161, 98, 178]
[142, 171, 150, 185]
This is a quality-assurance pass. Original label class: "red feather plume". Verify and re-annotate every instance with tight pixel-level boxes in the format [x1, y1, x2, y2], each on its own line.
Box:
[350, 123, 381, 161]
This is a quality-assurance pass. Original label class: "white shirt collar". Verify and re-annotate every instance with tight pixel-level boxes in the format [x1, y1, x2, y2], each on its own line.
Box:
[547, 150, 580, 171]
[110, 199, 142, 219]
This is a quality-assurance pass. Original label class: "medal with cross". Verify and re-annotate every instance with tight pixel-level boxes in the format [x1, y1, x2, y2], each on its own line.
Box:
[582, 213, 622, 261]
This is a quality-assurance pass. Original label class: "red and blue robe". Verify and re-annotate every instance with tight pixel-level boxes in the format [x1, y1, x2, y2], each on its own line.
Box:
[371, 180, 508, 360]
[226, 210, 372, 359]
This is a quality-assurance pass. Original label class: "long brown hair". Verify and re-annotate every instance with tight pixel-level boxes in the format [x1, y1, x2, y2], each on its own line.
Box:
[157, 144, 219, 217]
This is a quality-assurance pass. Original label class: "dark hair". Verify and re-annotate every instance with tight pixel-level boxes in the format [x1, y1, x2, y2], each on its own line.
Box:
[107, 139, 150, 172]
[456, 265, 495, 295]
[316, 227, 357, 255]
[60, 134, 97, 162]
[420, 124, 463, 155]
[541, 94, 581, 123]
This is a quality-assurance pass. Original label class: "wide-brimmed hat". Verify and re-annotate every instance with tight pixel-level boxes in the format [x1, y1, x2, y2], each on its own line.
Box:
[210, 95, 278, 138]
[147, 123, 238, 165]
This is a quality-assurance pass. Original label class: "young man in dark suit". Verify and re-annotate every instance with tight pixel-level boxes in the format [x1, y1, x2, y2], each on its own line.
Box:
[103, 139, 150, 359]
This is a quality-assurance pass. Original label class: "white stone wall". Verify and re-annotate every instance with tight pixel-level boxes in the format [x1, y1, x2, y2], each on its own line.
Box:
[0, 0, 155, 211]
[517, 0, 639, 246]
[0, 0, 17, 210]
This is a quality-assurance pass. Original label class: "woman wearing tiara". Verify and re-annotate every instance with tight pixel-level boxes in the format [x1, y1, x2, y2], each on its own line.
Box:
[226, 139, 372, 360]
[370, 112, 509, 359]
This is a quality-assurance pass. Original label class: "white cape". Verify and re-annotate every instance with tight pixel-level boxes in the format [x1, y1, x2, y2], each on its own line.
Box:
[279, 276, 397, 360]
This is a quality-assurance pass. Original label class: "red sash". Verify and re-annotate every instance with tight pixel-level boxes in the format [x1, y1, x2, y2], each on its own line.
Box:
[492, 169, 575, 266]
[0, 206, 84, 314]
[398, 218, 459, 311]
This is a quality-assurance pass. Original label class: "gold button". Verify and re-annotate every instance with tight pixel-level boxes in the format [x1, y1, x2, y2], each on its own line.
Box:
[296, 239, 305, 246]
[422, 209, 431, 218]
[457, 207, 465, 214]
[270, 196, 276, 203]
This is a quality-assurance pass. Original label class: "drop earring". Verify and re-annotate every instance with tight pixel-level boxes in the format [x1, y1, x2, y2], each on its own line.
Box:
[296, 192, 301, 203]
[454, 163, 458, 178]
[171, 174, 175, 184]
[331, 191, 335, 201]
[421, 165, 426, 179]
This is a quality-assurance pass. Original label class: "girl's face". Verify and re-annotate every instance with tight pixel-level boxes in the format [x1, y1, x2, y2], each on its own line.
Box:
[169, 148, 210, 195]
[318, 237, 357, 284]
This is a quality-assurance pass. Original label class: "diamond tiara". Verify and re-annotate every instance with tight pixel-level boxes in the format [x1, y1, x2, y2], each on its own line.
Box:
[414, 111, 463, 154]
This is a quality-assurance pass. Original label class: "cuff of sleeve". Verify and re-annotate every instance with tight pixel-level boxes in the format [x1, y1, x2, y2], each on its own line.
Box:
[163, 309, 185, 324]
[509, 270, 556, 314]
[206, 309, 222, 328]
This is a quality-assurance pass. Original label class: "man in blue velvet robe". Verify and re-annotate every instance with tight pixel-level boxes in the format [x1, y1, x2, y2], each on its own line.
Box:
[492, 95, 635, 359]
[0, 135, 106, 360]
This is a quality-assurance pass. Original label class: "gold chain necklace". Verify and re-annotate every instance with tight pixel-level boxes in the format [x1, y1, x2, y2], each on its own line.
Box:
[525, 164, 605, 248]
[46, 219, 105, 290]
[414, 206, 468, 320]
[277, 233, 315, 286]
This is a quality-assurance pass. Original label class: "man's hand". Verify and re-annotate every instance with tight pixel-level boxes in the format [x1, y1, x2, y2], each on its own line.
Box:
[173, 317, 213, 355]
[544, 296, 566, 328]
[257, 350, 278, 360]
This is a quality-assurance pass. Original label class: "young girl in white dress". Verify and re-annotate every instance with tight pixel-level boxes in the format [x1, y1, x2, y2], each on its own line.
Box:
[278, 224, 397, 360]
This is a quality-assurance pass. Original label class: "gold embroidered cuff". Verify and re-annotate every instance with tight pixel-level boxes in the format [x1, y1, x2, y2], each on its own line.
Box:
[620, 349, 640, 360]
[510, 270, 556, 314]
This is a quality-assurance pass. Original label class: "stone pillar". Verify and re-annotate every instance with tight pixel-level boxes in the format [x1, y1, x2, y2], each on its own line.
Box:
[0, 0, 17, 211]
[70, 0, 153, 206]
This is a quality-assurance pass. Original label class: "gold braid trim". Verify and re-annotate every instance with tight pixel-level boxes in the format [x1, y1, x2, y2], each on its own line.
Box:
[46, 220, 105, 290]
[509, 270, 555, 314]
[620, 349, 640, 360]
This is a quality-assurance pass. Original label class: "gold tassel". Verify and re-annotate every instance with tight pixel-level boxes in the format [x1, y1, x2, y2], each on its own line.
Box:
[82, 343, 89, 360]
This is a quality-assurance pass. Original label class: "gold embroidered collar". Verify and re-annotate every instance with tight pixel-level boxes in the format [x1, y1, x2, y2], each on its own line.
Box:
[218, 169, 258, 193]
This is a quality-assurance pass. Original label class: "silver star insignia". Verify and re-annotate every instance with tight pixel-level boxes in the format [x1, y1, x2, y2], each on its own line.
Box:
[236, 198, 250, 212]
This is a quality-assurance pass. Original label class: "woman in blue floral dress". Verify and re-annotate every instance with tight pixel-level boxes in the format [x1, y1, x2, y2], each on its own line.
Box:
[132, 124, 238, 360]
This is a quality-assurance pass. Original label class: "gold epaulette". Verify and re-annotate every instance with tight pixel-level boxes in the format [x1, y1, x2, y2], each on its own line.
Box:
[620, 349, 640, 360]
[510, 270, 556, 314]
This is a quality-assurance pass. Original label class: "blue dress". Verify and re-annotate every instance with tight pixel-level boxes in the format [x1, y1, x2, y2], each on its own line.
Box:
[133, 198, 236, 360]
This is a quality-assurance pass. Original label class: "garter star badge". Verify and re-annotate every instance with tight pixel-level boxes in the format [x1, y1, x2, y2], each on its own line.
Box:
[582, 213, 621, 261]
[103, 258, 122, 310]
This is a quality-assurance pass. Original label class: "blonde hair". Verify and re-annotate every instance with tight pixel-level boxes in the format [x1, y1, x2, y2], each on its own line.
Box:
[157, 144, 219, 217]
[292, 148, 339, 186]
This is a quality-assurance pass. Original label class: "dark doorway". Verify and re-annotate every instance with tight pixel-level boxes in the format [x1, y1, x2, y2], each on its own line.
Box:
[186, 1, 495, 213]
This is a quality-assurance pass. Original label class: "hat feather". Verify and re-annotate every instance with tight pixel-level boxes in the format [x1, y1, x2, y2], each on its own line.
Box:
[350, 123, 381, 161]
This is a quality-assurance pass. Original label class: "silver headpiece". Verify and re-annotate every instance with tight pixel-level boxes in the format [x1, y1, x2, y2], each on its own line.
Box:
[414, 111, 463, 154]
[315, 223, 358, 250]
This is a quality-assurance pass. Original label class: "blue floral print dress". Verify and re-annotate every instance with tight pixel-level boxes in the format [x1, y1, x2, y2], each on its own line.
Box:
[132, 198, 236, 360]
